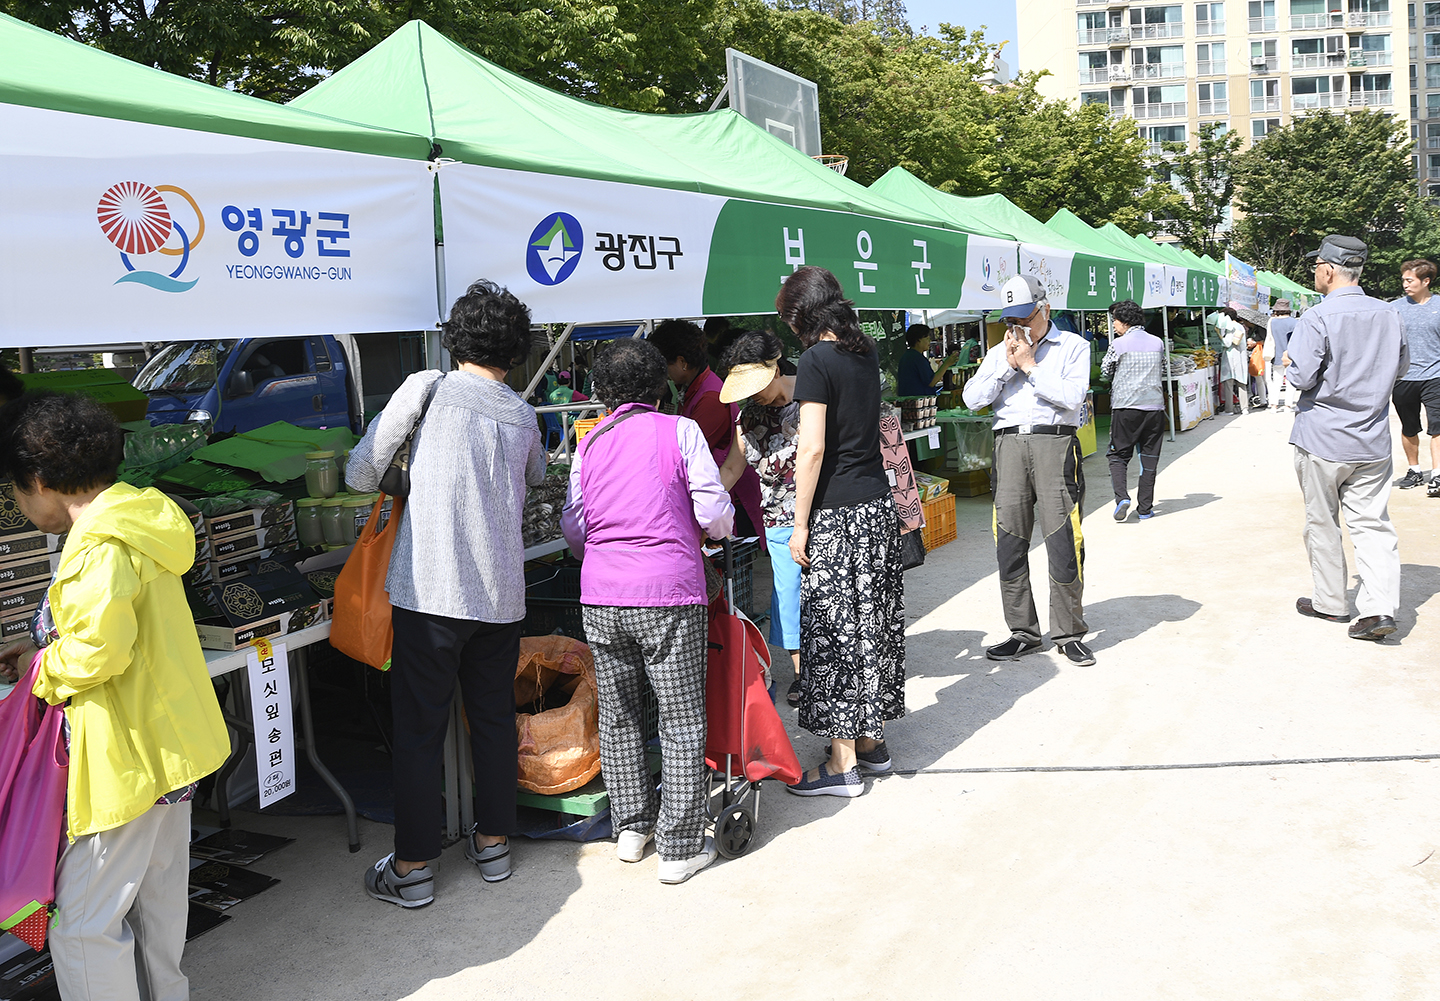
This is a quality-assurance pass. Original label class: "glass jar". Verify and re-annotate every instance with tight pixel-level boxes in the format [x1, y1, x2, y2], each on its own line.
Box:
[320, 497, 346, 546]
[304, 450, 339, 499]
[341, 495, 373, 545]
[296, 497, 325, 548]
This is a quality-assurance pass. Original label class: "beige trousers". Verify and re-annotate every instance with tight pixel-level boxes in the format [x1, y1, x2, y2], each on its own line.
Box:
[1293, 446, 1400, 619]
[51, 801, 192, 1001]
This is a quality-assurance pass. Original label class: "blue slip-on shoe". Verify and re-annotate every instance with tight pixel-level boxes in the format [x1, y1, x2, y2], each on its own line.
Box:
[1113, 499, 1131, 522]
[786, 762, 864, 798]
[1138, 512, 1154, 521]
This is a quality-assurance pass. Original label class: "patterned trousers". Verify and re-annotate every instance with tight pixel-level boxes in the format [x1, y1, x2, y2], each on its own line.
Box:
[582, 603, 708, 861]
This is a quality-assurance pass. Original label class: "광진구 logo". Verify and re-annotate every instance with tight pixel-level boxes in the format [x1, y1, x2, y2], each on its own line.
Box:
[96, 181, 204, 293]
[526, 212, 583, 286]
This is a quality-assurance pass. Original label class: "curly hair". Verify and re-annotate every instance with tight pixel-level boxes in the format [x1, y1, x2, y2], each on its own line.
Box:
[0, 391, 123, 493]
[1107, 300, 1145, 328]
[590, 339, 669, 410]
[441, 279, 533, 370]
[775, 266, 872, 354]
[718, 329, 797, 378]
[647, 319, 708, 370]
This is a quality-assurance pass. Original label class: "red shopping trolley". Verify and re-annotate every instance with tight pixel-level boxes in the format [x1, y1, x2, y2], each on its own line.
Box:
[704, 540, 801, 858]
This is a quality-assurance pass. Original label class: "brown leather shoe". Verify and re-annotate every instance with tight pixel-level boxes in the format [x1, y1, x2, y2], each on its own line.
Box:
[1348, 615, 1397, 641]
[1296, 597, 1350, 623]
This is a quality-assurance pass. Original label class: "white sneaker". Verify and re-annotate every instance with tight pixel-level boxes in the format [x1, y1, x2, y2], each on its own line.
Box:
[617, 829, 653, 863]
[657, 837, 718, 884]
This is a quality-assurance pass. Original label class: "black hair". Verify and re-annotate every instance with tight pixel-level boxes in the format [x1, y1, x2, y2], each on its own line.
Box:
[1107, 300, 1145, 328]
[905, 324, 932, 348]
[775, 266, 873, 354]
[703, 317, 732, 341]
[591, 339, 670, 410]
[718, 329, 797, 379]
[0, 366, 23, 405]
[0, 391, 123, 493]
[648, 319, 708, 370]
[441, 279, 533, 370]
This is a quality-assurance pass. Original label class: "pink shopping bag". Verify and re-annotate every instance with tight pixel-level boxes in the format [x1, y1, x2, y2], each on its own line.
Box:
[0, 652, 69, 952]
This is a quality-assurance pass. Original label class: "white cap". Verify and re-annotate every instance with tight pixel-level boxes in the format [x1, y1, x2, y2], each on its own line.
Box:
[1000, 275, 1047, 320]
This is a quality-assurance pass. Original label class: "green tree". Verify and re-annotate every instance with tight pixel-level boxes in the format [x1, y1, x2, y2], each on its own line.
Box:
[1156, 121, 1242, 258]
[1230, 109, 1416, 295]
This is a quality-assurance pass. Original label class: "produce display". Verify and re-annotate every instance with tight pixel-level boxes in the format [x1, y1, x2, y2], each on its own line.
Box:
[523, 465, 570, 548]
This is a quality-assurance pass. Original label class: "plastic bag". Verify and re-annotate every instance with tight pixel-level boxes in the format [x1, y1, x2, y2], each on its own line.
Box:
[514, 636, 601, 795]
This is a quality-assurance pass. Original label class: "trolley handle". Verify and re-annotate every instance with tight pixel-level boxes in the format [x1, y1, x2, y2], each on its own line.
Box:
[721, 537, 734, 580]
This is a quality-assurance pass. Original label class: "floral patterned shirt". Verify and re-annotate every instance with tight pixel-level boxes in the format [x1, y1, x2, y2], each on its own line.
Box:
[738, 400, 801, 529]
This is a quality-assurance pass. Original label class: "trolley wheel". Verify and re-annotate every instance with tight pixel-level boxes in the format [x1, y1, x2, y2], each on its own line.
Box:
[715, 803, 755, 859]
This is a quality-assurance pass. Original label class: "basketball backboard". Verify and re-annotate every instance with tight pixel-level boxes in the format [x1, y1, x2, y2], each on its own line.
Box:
[723, 48, 822, 158]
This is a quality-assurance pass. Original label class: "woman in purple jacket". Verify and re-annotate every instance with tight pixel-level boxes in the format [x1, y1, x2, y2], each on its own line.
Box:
[560, 339, 734, 884]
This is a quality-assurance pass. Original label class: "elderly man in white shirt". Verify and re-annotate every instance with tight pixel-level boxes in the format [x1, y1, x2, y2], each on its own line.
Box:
[963, 274, 1095, 667]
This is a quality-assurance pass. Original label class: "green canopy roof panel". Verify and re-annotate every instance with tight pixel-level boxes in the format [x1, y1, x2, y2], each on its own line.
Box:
[0, 12, 426, 159]
[291, 21, 947, 223]
[869, 167, 1090, 250]
[1044, 210, 1154, 267]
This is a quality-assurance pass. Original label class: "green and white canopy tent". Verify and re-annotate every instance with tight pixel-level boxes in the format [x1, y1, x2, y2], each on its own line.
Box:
[0, 12, 439, 347]
[290, 20, 996, 326]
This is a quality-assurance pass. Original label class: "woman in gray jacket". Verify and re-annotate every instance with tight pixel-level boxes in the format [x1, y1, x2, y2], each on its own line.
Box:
[347, 279, 546, 909]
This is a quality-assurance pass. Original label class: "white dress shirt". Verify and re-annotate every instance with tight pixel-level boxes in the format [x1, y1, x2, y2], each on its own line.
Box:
[961, 322, 1091, 429]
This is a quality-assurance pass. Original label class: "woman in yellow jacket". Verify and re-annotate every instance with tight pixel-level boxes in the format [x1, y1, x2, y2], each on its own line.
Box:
[0, 392, 229, 1001]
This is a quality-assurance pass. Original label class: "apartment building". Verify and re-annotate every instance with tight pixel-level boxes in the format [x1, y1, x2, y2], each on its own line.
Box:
[1019, 0, 1434, 194]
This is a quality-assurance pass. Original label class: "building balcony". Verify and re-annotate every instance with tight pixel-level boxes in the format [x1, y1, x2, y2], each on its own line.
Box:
[1350, 90, 1395, 106]
[1133, 101, 1187, 119]
[1428, 14, 1440, 27]
[1249, 16, 1278, 32]
[1427, 136, 1440, 147]
[1427, 45, 1440, 57]
[1196, 59, 1227, 76]
[1250, 57, 1279, 73]
[1251, 95, 1282, 112]
[1293, 92, 1344, 110]
[1291, 52, 1346, 69]
[1079, 66, 1123, 83]
[1130, 22, 1185, 40]
[1197, 99, 1229, 115]
[1131, 61, 1186, 79]
[1078, 27, 1133, 45]
[1348, 11, 1391, 27]
[1195, 20, 1226, 35]
[1428, 166, 1440, 178]
[1348, 51, 1393, 67]
[1291, 12, 1346, 29]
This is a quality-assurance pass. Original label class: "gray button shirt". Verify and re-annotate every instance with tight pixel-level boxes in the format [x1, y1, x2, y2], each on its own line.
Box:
[1286, 285, 1409, 463]
[1392, 293, 1440, 382]
[347, 369, 546, 622]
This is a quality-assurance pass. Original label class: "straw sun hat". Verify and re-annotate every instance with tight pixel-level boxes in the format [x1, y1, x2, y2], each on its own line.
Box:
[719, 359, 779, 404]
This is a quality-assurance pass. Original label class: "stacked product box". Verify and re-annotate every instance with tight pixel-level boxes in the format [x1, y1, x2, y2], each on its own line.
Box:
[166, 494, 215, 590]
[0, 481, 65, 640]
[899, 396, 938, 432]
[191, 561, 325, 651]
[204, 499, 299, 582]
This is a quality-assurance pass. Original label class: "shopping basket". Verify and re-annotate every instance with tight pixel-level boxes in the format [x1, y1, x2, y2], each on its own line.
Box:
[703, 540, 801, 859]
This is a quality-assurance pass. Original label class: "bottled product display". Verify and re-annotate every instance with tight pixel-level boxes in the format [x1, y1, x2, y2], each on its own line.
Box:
[320, 496, 346, 546]
[304, 450, 339, 499]
[296, 497, 325, 548]
[341, 495, 373, 545]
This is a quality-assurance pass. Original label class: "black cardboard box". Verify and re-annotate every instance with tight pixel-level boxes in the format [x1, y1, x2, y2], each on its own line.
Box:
[204, 501, 295, 537]
[193, 564, 323, 651]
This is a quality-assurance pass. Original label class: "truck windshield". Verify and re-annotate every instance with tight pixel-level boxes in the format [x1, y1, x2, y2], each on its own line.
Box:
[133, 341, 235, 395]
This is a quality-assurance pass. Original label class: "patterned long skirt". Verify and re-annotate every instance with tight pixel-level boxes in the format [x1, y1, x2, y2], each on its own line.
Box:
[798, 493, 907, 740]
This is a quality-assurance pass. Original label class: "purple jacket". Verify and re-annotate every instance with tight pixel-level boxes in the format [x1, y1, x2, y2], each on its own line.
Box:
[560, 404, 734, 607]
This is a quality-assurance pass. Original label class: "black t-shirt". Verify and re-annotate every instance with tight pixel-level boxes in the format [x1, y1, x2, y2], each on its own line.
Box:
[793, 340, 889, 511]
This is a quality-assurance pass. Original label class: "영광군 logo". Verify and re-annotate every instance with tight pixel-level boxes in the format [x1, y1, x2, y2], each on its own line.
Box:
[96, 181, 204, 293]
[526, 212, 583, 286]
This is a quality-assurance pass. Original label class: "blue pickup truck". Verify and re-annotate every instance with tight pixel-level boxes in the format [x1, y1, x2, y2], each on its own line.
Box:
[133, 336, 360, 434]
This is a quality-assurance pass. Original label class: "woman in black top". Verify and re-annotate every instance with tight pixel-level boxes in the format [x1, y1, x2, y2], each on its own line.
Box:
[779, 266, 906, 798]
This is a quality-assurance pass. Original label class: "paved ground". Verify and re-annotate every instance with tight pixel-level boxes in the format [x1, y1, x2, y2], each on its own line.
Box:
[186, 408, 1440, 1000]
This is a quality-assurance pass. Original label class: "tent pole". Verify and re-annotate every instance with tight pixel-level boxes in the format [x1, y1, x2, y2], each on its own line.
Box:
[1161, 306, 1175, 442]
[525, 323, 576, 398]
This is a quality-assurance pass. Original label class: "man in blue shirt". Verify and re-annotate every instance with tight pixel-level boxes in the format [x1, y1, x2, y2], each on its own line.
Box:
[896, 324, 957, 398]
[1284, 235, 1408, 641]
[1264, 300, 1298, 412]
[962, 275, 1094, 666]
[1389, 259, 1440, 493]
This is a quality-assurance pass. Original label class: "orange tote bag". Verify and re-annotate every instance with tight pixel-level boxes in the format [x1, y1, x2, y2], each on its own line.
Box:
[331, 494, 403, 670]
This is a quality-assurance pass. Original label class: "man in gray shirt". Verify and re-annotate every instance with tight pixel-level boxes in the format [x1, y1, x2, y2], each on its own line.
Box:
[1389, 258, 1440, 493]
[1284, 235, 1409, 641]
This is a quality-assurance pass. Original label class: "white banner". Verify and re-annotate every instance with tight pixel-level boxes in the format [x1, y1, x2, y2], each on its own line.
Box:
[960, 237, 1018, 313]
[246, 638, 296, 809]
[1018, 243, 1074, 308]
[0, 104, 438, 346]
[439, 163, 722, 323]
[1142, 264, 1168, 308]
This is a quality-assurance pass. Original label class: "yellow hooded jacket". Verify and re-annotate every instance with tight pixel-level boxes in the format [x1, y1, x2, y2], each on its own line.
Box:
[32, 483, 230, 840]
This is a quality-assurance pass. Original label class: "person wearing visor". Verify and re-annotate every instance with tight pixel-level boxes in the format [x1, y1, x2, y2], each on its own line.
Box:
[1284, 235, 1408, 641]
[962, 275, 1094, 666]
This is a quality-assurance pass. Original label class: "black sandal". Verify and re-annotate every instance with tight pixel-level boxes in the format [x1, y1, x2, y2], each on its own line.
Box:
[786, 678, 801, 708]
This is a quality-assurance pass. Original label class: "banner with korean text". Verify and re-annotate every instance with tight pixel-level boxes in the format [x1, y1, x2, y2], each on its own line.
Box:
[438, 163, 974, 321]
[0, 103, 438, 347]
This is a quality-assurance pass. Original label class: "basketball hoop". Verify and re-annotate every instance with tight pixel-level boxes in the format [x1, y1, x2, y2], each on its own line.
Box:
[813, 154, 849, 176]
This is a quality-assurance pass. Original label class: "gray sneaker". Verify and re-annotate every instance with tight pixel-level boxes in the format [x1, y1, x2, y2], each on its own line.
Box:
[464, 829, 511, 882]
[364, 853, 434, 908]
[822, 740, 893, 773]
[1397, 469, 1426, 489]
